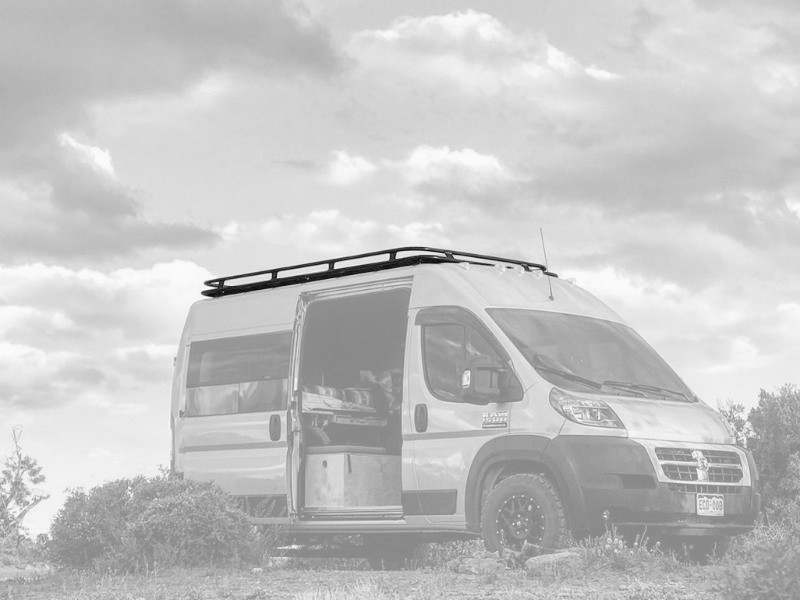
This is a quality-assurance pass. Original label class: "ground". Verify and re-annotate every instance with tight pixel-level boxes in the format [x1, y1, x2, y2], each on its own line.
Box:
[1, 560, 726, 600]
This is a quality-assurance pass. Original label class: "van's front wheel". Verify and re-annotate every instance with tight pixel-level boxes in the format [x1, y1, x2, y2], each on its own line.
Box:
[480, 473, 569, 555]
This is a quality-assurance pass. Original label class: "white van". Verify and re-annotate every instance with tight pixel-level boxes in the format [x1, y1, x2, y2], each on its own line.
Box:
[171, 247, 759, 566]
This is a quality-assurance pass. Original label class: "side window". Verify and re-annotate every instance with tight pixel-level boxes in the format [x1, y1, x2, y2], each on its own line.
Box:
[422, 324, 465, 402]
[185, 332, 292, 417]
[422, 320, 508, 404]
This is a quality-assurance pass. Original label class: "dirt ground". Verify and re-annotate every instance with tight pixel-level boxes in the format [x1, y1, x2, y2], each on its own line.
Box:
[1, 563, 725, 600]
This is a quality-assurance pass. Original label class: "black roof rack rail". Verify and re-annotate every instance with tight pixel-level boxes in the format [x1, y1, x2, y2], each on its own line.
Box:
[201, 246, 557, 298]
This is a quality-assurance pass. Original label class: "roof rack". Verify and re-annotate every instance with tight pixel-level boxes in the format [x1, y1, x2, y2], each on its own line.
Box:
[201, 246, 556, 298]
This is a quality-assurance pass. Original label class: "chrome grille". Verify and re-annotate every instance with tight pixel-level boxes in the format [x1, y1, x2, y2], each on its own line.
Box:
[668, 483, 742, 494]
[656, 447, 743, 483]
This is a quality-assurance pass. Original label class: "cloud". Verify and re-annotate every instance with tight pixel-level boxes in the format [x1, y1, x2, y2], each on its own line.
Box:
[0, 0, 340, 262]
[399, 145, 519, 200]
[0, 260, 209, 408]
[328, 151, 377, 185]
[0, 0, 339, 155]
[341, 7, 800, 287]
[321, 144, 521, 204]
[348, 10, 617, 95]
[261, 210, 450, 256]
[0, 141, 219, 262]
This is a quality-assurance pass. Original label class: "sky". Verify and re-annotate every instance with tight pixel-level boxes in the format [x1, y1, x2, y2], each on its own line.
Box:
[1, 0, 798, 535]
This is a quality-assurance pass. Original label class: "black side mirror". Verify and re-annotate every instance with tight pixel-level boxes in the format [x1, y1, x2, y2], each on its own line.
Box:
[269, 414, 282, 441]
[501, 370, 525, 402]
[463, 361, 524, 403]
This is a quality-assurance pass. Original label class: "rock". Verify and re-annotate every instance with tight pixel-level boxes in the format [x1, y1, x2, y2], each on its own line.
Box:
[524, 551, 582, 577]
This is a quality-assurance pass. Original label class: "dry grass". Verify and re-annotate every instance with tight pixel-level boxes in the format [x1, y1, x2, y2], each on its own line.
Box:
[4, 526, 794, 600]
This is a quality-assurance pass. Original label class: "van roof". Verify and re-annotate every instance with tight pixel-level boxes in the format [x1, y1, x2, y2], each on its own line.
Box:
[187, 248, 625, 339]
[201, 247, 554, 298]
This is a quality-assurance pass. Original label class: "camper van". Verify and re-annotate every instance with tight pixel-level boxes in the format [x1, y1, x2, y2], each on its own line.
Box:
[171, 247, 759, 566]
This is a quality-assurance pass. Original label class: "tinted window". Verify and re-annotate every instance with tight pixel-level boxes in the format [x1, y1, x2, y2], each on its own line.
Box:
[423, 324, 464, 402]
[185, 332, 291, 416]
[488, 309, 695, 401]
[422, 322, 506, 403]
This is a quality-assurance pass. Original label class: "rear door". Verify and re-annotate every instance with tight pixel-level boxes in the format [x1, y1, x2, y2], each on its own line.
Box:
[408, 306, 522, 523]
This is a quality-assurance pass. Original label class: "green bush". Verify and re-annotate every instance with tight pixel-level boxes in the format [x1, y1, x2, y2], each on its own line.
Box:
[718, 534, 800, 600]
[48, 475, 256, 572]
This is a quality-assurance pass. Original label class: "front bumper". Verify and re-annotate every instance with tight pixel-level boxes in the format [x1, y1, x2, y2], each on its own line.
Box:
[544, 435, 761, 537]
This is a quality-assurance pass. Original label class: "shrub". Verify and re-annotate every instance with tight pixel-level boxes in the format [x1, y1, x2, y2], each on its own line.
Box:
[580, 527, 669, 573]
[747, 385, 800, 509]
[718, 534, 800, 600]
[48, 475, 256, 572]
[1, 427, 47, 543]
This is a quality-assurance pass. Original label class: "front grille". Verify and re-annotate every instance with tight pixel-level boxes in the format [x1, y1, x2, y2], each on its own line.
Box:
[668, 483, 742, 494]
[656, 447, 744, 483]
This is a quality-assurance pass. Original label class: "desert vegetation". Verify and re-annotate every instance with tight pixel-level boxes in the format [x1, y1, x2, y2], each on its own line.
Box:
[1, 384, 799, 600]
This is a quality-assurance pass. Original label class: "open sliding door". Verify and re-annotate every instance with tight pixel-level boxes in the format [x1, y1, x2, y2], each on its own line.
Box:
[287, 279, 412, 520]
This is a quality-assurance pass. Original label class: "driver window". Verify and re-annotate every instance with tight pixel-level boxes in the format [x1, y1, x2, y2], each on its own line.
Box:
[422, 322, 504, 404]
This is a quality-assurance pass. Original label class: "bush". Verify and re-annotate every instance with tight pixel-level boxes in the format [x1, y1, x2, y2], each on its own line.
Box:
[48, 475, 256, 572]
[580, 527, 671, 573]
[718, 534, 800, 600]
[747, 385, 800, 508]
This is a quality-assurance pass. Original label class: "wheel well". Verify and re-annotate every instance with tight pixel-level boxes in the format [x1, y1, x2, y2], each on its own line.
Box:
[479, 460, 562, 521]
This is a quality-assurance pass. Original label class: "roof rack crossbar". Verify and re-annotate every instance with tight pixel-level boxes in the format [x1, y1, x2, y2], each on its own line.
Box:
[201, 246, 554, 297]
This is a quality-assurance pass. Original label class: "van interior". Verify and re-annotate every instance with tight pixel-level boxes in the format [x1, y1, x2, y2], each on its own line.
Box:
[297, 288, 410, 518]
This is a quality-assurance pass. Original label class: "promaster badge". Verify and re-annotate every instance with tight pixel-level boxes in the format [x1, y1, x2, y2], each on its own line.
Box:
[482, 411, 508, 429]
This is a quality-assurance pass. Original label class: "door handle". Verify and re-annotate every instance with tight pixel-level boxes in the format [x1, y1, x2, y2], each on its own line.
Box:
[269, 414, 282, 441]
[414, 403, 428, 433]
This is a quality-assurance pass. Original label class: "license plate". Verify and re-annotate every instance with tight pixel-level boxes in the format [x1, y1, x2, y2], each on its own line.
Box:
[697, 493, 724, 516]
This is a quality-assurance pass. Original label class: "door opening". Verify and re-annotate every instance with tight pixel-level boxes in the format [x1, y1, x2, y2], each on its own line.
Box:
[295, 288, 410, 519]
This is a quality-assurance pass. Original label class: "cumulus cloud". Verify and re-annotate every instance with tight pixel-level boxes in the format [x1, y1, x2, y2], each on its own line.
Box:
[261, 210, 450, 256]
[0, 0, 338, 154]
[328, 151, 377, 185]
[322, 145, 521, 204]
[0, 260, 210, 408]
[341, 7, 800, 287]
[0, 140, 218, 261]
[348, 10, 617, 94]
[0, 0, 339, 262]
[399, 145, 519, 199]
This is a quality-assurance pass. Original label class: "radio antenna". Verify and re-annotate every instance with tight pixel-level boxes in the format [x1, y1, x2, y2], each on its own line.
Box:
[539, 227, 554, 301]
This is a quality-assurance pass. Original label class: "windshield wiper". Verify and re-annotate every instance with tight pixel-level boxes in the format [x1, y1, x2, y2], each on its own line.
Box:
[602, 381, 691, 402]
[533, 364, 602, 391]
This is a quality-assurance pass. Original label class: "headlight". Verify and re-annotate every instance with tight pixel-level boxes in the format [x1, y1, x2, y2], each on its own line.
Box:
[549, 388, 625, 429]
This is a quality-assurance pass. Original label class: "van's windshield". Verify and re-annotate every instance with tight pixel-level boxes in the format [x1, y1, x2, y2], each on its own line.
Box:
[487, 308, 696, 402]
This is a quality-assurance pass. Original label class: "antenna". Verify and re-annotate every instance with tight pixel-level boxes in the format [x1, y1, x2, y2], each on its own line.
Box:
[539, 227, 554, 301]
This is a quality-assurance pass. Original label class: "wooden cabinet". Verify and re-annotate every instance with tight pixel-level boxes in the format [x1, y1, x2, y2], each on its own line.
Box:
[304, 446, 401, 509]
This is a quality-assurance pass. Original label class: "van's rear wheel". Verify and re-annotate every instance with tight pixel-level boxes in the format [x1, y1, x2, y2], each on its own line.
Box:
[480, 473, 569, 555]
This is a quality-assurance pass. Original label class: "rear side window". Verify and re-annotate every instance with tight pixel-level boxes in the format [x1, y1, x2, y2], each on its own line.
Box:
[185, 332, 292, 417]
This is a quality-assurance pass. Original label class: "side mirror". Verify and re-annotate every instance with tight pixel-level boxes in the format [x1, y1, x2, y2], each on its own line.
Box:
[462, 361, 524, 403]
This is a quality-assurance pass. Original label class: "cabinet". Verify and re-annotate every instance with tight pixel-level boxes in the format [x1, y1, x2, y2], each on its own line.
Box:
[304, 446, 401, 509]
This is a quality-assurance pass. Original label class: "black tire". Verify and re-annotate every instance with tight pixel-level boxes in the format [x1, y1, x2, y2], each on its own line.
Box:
[480, 473, 569, 555]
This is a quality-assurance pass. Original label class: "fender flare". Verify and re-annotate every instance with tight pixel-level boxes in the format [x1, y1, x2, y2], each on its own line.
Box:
[464, 434, 590, 535]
